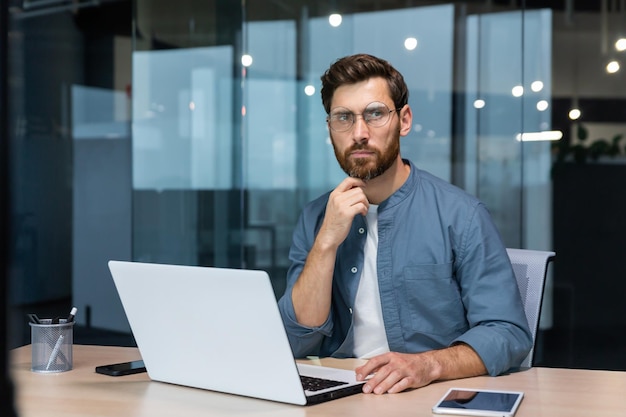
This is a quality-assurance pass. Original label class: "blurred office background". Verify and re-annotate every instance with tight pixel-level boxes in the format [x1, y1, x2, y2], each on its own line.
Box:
[2, 0, 626, 372]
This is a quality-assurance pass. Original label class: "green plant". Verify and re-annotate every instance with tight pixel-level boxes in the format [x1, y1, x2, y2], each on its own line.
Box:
[552, 124, 625, 164]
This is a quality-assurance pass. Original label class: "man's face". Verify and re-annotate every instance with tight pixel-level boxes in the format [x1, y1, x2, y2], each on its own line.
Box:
[327, 77, 402, 181]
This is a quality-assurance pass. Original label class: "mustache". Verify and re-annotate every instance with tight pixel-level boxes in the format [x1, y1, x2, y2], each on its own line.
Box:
[347, 144, 375, 153]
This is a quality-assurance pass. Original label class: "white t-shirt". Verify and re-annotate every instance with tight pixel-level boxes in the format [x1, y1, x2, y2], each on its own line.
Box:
[352, 204, 390, 358]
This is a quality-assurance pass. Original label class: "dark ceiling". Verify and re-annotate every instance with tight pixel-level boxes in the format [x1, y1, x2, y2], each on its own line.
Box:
[9, 0, 612, 40]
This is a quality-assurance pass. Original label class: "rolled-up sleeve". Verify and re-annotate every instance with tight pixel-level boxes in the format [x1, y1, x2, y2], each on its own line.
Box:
[277, 201, 334, 358]
[278, 284, 334, 358]
[451, 204, 532, 375]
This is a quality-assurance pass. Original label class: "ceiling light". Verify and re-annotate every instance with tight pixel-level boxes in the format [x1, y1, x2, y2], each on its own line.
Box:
[404, 37, 418, 51]
[616, 38, 626, 52]
[511, 85, 524, 97]
[241, 54, 253, 67]
[329, 14, 342, 27]
[606, 60, 620, 73]
[531, 81, 544, 92]
[568, 108, 581, 120]
[536, 100, 549, 111]
[515, 130, 563, 141]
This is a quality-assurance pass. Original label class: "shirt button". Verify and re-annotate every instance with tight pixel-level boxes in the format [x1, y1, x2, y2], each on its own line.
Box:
[358, 227, 365, 234]
[351, 267, 358, 274]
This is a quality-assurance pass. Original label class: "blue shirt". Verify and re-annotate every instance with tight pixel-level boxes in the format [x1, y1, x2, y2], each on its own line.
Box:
[277, 160, 532, 376]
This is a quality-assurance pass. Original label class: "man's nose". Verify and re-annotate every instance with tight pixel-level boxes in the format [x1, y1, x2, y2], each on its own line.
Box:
[352, 116, 370, 142]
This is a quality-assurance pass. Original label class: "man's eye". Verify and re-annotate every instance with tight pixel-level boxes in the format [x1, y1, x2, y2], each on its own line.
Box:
[365, 109, 384, 119]
[334, 113, 352, 122]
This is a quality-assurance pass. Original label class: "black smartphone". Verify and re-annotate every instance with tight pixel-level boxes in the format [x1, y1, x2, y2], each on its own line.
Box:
[95, 360, 147, 376]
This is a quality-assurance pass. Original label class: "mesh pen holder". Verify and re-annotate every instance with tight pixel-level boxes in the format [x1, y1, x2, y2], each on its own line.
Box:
[30, 319, 74, 373]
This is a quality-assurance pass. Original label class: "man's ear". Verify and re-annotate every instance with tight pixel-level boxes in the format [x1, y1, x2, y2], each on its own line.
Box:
[399, 105, 412, 137]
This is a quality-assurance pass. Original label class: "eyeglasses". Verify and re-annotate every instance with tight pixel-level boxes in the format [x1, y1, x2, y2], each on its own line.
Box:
[327, 101, 400, 132]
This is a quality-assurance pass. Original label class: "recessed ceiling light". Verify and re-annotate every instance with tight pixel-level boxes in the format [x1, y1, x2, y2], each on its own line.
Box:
[329, 14, 342, 27]
[606, 60, 620, 73]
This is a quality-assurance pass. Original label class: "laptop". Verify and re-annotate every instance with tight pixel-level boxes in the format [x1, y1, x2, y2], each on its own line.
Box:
[107, 260, 365, 405]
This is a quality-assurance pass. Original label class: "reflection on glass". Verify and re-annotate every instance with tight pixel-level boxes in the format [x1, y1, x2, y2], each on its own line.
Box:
[132, 46, 233, 190]
[130, 2, 554, 298]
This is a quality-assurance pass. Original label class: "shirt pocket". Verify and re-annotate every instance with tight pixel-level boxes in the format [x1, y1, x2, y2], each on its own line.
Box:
[400, 263, 467, 337]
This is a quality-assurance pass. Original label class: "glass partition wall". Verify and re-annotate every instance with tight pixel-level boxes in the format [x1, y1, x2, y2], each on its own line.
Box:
[7, 1, 626, 371]
[131, 0, 552, 278]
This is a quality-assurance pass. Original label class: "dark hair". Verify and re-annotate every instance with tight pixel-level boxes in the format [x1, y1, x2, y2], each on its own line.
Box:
[320, 53, 409, 114]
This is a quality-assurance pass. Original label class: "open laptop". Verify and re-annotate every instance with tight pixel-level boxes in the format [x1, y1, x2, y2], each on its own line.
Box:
[107, 260, 365, 405]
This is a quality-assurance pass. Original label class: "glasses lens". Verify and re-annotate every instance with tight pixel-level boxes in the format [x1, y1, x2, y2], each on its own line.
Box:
[328, 108, 353, 132]
[363, 102, 391, 127]
[327, 102, 394, 131]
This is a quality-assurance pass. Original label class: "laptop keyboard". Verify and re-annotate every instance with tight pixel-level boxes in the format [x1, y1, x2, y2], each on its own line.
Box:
[300, 375, 349, 392]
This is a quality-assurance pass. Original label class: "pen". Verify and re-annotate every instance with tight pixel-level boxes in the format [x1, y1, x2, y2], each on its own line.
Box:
[27, 313, 41, 324]
[66, 307, 78, 322]
[46, 334, 65, 370]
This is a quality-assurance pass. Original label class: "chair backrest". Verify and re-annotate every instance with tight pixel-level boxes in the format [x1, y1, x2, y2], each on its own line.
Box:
[506, 248, 555, 368]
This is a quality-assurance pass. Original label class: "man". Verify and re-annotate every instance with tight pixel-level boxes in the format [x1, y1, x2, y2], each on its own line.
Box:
[277, 54, 531, 395]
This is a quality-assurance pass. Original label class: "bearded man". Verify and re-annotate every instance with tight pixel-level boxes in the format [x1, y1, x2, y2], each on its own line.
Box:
[277, 54, 531, 395]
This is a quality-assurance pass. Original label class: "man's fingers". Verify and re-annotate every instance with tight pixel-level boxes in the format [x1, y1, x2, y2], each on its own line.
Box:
[363, 368, 417, 395]
[386, 377, 411, 394]
[357, 352, 433, 394]
[355, 355, 386, 380]
[362, 367, 399, 394]
[335, 176, 366, 191]
[327, 181, 369, 219]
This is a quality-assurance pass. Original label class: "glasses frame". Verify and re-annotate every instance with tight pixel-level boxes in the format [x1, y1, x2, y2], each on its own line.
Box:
[326, 101, 400, 132]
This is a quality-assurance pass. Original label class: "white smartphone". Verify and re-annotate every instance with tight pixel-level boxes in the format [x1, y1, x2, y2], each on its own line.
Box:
[432, 388, 524, 417]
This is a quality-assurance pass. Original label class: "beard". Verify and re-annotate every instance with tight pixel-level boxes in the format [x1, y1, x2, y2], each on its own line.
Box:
[331, 127, 401, 181]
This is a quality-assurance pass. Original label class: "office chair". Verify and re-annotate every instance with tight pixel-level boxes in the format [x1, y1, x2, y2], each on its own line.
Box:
[506, 248, 556, 368]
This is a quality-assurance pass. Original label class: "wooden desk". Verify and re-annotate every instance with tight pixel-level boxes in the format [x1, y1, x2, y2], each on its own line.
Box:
[11, 344, 626, 417]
